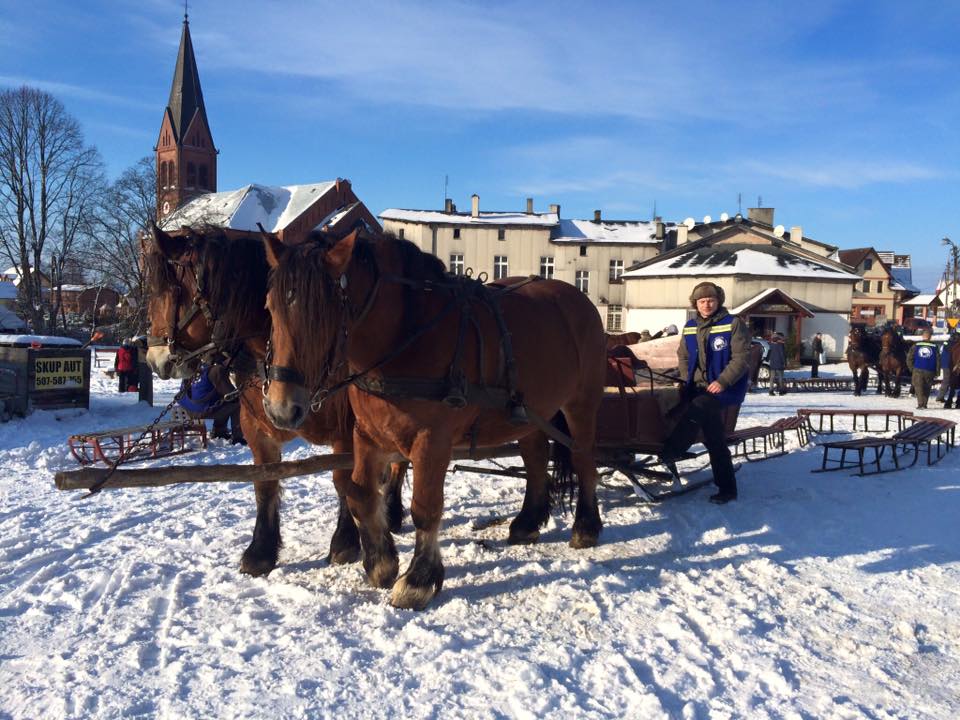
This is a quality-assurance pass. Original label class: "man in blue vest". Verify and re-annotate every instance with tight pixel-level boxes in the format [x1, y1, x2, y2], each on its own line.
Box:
[907, 327, 939, 409]
[662, 281, 751, 504]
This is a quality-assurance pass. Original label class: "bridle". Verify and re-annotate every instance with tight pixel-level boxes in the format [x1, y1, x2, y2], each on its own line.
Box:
[146, 240, 228, 371]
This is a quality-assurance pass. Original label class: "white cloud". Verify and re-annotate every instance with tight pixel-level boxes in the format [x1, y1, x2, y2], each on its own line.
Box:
[0, 76, 153, 110]
[745, 159, 942, 189]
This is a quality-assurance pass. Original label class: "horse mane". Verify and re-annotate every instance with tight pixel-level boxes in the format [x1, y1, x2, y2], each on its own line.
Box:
[270, 228, 450, 388]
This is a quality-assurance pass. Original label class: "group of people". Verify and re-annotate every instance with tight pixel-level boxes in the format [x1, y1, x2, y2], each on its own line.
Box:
[907, 326, 958, 410]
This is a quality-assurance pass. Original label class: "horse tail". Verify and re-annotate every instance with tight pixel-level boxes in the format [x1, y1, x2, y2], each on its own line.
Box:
[548, 411, 577, 514]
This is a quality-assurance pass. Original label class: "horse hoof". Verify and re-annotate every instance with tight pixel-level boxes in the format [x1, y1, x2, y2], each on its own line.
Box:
[366, 556, 400, 589]
[240, 552, 277, 577]
[327, 546, 361, 565]
[389, 574, 437, 610]
[507, 526, 540, 545]
[569, 531, 599, 549]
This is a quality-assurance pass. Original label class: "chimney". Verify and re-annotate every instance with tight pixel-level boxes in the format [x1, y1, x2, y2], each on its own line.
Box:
[444, 198, 454, 213]
[594, 209, 602, 223]
[790, 225, 803, 243]
[526, 197, 534, 214]
[655, 219, 664, 240]
[471, 194, 479, 218]
[549, 203, 561, 217]
[677, 225, 689, 245]
[748, 207, 775, 226]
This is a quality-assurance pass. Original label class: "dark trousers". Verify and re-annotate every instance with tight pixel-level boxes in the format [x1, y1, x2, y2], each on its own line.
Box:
[117, 370, 137, 392]
[663, 390, 737, 494]
[811, 357, 820, 378]
[912, 370, 935, 408]
[211, 401, 243, 442]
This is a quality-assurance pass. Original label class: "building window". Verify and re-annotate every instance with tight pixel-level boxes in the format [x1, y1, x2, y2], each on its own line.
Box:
[877, 280, 883, 293]
[453, 228, 461, 239]
[539, 256, 554, 279]
[494, 255, 508, 280]
[606, 305, 623, 331]
[575, 270, 589, 293]
[186, 162, 196, 188]
[159, 162, 168, 189]
[579, 245, 587, 257]
[450, 253, 464, 276]
[497, 228, 506, 241]
[198, 164, 208, 189]
[397, 228, 405, 240]
[864, 258, 873, 271]
[609, 259, 624, 281]
[862, 279, 871, 293]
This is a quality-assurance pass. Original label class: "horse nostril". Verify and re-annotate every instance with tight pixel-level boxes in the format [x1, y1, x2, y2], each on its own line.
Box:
[290, 404, 304, 427]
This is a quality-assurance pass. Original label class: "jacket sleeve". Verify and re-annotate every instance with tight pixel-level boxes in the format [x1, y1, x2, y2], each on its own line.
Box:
[716, 317, 751, 389]
[676, 327, 688, 381]
[906, 346, 915, 372]
[935, 347, 941, 374]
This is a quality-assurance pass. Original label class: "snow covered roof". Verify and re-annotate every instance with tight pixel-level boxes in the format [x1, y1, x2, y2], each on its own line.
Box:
[380, 208, 559, 227]
[0, 333, 80, 346]
[902, 293, 938, 306]
[729, 288, 814, 317]
[623, 243, 861, 281]
[0, 308, 27, 331]
[0, 281, 17, 300]
[888, 267, 920, 294]
[161, 182, 337, 233]
[551, 219, 674, 245]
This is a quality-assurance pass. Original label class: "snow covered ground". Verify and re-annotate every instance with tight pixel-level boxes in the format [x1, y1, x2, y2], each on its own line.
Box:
[1, 363, 959, 719]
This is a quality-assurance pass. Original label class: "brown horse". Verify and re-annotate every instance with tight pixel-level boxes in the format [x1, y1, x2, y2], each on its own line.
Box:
[605, 331, 641, 349]
[846, 326, 881, 396]
[144, 225, 405, 576]
[878, 327, 908, 397]
[260, 229, 607, 609]
[944, 338, 960, 408]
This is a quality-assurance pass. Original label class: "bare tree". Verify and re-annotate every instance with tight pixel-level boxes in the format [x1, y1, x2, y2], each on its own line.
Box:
[0, 86, 104, 332]
[89, 156, 155, 335]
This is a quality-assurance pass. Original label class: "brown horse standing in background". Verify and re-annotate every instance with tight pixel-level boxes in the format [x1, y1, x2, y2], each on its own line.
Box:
[605, 331, 641, 349]
[944, 339, 960, 408]
[878, 327, 909, 397]
[144, 226, 405, 577]
[847, 326, 881, 396]
[260, 229, 607, 610]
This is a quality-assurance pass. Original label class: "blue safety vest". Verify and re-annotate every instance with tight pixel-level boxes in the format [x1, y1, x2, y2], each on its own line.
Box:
[177, 365, 222, 416]
[682, 314, 749, 406]
[912, 341, 938, 372]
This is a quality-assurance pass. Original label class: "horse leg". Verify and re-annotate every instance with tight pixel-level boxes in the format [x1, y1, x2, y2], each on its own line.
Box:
[561, 404, 603, 549]
[384, 462, 407, 534]
[508, 431, 551, 545]
[345, 432, 399, 589]
[391, 433, 450, 610]
[327, 436, 361, 565]
[241, 424, 283, 577]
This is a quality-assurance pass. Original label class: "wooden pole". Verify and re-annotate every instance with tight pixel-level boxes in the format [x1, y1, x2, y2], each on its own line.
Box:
[54, 444, 523, 492]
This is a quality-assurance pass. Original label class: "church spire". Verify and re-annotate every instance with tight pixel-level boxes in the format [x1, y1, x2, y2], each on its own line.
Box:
[166, 15, 208, 143]
[156, 12, 217, 220]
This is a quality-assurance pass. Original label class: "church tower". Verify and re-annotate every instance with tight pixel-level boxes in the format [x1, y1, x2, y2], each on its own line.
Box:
[156, 13, 217, 221]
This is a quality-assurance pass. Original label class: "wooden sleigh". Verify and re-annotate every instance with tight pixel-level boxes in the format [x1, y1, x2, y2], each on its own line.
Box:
[67, 406, 208, 466]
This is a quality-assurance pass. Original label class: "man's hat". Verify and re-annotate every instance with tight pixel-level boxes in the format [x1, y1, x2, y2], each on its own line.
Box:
[689, 281, 724, 307]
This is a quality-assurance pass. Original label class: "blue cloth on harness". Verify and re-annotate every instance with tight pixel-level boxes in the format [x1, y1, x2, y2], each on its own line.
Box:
[913, 341, 938, 372]
[683, 314, 748, 406]
[177, 365, 222, 416]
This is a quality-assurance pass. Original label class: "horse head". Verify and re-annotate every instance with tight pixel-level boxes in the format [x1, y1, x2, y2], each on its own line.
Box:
[261, 230, 360, 430]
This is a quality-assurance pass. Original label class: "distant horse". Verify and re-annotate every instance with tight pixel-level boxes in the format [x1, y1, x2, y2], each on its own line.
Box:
[605, 331, 641, 349]
[260, 229, 607, 609]
[944, 340, 960, 408]
[878, 327, 909, 397]
[846, 326, 881, 396]
[144, 225, 406, 577]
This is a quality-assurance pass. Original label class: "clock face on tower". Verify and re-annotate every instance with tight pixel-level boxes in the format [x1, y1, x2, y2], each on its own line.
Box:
[162, 201, 170, 215]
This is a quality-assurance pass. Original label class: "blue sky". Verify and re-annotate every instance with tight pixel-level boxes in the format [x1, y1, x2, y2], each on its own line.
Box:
[1, 0, 957, 290]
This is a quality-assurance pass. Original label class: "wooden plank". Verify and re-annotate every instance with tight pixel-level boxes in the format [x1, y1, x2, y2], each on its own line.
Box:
[54, 443, 523, 492]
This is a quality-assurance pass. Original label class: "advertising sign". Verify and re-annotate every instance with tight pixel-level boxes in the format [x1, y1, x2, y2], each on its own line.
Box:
[33, 356, 85, 390]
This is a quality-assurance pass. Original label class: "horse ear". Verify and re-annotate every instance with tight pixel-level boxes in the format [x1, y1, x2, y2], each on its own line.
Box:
[325, 230, 359, 276]
[259, 224, 286, 269]
[150, 221, 188, 260]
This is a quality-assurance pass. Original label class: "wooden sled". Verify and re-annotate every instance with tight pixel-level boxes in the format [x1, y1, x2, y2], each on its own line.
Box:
[68, 406, 208, 466]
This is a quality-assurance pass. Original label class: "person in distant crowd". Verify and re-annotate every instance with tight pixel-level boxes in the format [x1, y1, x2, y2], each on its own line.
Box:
[114, 341, 137, 393]
[661, 281, 750, 504]
[639, 329, 652, 342]
[937, 331, 958, 408]
[811, 332, 824, 378]
[767, 333, 787, 395]
[907, 327, 939, 409]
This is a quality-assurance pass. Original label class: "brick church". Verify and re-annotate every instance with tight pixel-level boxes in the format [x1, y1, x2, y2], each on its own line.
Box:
[155, 14, 379, 240]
